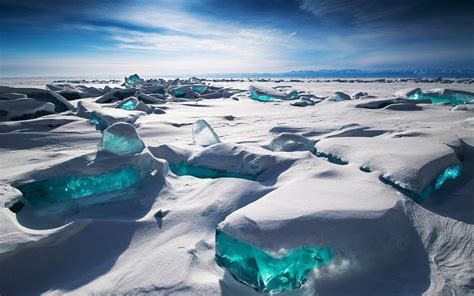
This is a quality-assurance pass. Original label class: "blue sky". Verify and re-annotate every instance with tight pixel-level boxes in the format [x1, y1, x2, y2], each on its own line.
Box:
[0, 0, 473, 77]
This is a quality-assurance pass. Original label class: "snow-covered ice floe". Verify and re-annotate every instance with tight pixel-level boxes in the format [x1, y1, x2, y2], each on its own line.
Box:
[6, 122, 166, 227]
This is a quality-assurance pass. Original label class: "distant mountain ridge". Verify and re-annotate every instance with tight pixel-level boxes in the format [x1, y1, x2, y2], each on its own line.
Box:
[207, 69, 474, 78]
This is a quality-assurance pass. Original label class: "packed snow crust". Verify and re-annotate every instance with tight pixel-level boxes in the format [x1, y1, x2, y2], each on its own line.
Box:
[0, 76, 473, 296]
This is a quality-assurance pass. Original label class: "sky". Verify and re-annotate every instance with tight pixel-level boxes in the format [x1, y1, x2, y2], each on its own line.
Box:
[0, 0, 473, 77]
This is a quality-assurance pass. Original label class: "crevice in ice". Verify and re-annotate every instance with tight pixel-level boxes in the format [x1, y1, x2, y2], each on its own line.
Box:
[359, 166, 372, 173]
[215, 229, 331, 294]
[379, 164, 462, 203]
[15, 165, 142, 207]
[169, 162, 258, 181]
[315, 150, 349, 165]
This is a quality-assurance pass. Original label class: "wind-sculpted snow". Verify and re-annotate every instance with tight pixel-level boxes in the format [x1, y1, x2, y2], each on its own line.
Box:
[0, 79, 473, 295]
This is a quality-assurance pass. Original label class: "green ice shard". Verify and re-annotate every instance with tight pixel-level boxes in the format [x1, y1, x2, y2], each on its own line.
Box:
[120, 100, 138, 110]
[169, 163, 257, 180]
[434, 164, 462, 190]
[215, 229, 332, 294]
[98, 127, 145, 156]
[17, 166, 141, 206]
[249, 89, 283, 102]
[192, 85, 208, 94]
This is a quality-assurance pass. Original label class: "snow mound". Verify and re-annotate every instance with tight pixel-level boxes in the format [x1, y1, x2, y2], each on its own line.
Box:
[0, 86, 73, 112]
[0, 98, 55, 121]
[315, 137, 461, 201]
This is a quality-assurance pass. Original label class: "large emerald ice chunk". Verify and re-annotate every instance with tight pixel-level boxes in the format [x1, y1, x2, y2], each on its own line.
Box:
[215, 229, 331, 294]
[16, 166, 141, 206]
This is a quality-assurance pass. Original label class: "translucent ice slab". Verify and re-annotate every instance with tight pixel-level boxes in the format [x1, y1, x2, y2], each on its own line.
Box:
[215, 229, 331, 294]
[16, 166, 141, 207]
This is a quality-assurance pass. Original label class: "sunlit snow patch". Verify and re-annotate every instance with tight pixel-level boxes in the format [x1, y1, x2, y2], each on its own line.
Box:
[215, 229, 331, 294]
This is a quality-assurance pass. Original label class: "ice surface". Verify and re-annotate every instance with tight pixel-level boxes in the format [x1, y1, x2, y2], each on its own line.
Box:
[268, 133, 315, 152]
[191, 85, 208, 94]
[328, 91, 351, 101]
[192, 119, 221, 146]
[117, 97, 139, 110]
[215, 229, 331, 294]
[98, 122, 145, 156]
[16, 166, 141, 207]
[0, 86, 73, 112]
[249, 85, 296, 102]
[123, 74, 144, 88]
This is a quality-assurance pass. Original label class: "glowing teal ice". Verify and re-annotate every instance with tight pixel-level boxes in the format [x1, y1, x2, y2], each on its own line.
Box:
[98, 129, 144, 156]
[249, 89, 283, 102]
[215, 229, 332, 294]
[169, 163, 257, 180]
[89, 114, 100, 125]
[434, 164, 461, 190]
[16, 166, 141, 206]
[408, 90, 473, 106]
[192, 85, 208, 94]
[120, 100, 138, 110]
